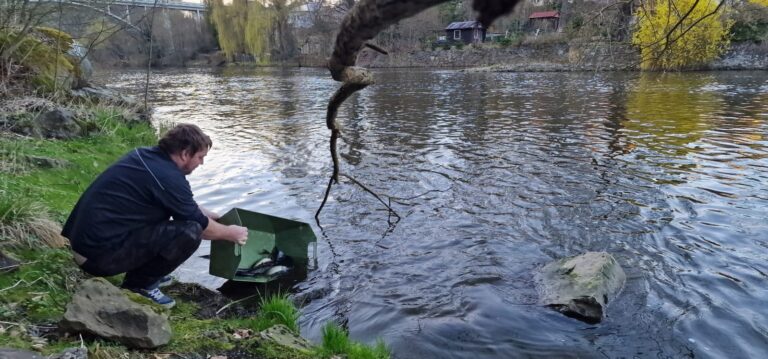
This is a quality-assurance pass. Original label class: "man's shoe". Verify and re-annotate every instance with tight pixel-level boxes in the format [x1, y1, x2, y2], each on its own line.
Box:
[131, 287, 176, 308]
[157, 275, 174, 288]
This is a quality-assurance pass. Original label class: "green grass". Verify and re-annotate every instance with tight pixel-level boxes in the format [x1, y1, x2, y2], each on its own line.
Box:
[0, 249, 83, 324]
[0, 111, 156, 221]
[318, 323, 390, 359]
[260, 293, 300, 332]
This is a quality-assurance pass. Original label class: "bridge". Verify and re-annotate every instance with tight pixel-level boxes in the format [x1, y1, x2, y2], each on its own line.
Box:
[32, 0, 207, 37]
[101, 0, 206, 12]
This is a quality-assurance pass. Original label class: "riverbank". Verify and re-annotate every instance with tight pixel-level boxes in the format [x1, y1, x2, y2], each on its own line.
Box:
[0, 96, 389, 358]
[244, 40, 767, 72]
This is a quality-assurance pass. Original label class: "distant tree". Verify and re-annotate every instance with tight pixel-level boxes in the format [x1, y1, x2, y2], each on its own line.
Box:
[632, 0, 732, 70]
[209, 0, 280, 63]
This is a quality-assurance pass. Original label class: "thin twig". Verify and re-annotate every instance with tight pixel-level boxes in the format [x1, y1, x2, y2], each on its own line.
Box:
[364, 42, 388, 55]
[341, 173, 400, 220]
[0, 279, 24, 293]
[215, 292, 260, 316]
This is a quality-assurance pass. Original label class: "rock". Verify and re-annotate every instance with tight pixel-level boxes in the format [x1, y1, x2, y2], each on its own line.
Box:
[32, 109, 81, 139]
[21, 154, 70, 169]
[536, 252, 626, 324]
[0, 349, 46, 359]
[0, 347, 88, 359]
[70, 86, 138, 108]
[257, 325, 313, 353]
[51, 348, 88, 359]
[0, 250, 21, 273]
[60, 278, 172, 348]
[67, 43, 93, 89]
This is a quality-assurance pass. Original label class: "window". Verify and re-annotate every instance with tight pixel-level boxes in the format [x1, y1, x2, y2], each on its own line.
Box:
[454, 30, 461, 40]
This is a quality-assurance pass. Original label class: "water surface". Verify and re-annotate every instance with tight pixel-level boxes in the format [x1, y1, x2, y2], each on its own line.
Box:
[101, 68, 768, 358]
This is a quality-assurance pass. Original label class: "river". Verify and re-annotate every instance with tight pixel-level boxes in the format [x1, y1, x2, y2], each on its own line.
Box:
[100, 67, 768, 358]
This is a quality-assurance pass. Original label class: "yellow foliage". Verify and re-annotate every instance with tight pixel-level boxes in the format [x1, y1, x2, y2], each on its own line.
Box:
[210, 0, 273, 62]
[749, 0, 768, 6]
[632, 0, 732, 70]
[35, 27, 74, 52]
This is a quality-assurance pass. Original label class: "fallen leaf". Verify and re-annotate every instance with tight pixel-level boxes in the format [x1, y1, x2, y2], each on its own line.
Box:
[152, 354, 172, 359]
[232, 328, 253, 340]
[209, 356, 227, 359]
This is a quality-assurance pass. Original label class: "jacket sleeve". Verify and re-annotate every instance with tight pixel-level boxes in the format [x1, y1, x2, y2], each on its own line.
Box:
[156, 175, 209, 229]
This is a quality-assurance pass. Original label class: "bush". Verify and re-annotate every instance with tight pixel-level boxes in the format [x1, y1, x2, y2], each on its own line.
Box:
[730, 3, 768, 43]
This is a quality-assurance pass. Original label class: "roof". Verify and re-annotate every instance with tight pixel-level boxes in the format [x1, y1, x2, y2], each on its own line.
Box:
[445, 21, 483, 30]
[529, 11, 560, 19]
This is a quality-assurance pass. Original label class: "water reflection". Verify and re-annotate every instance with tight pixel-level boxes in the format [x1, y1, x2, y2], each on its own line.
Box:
[98, 68, 768, 359]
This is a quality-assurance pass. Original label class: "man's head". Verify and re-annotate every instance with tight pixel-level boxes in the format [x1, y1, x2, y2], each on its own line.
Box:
[158, 123, 212, 175]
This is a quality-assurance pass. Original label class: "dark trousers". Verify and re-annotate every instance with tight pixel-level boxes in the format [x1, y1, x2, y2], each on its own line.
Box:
[80, 220, 203, 289]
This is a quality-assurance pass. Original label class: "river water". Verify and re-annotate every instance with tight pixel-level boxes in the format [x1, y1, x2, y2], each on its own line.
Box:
[101, 68, 768, 358]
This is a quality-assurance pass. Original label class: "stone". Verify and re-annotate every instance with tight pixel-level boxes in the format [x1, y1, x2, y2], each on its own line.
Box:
[21, 155, 70, 169]
[51, 348, 88, 359]
[32, 109, 81, 139]
[0, 349, 46, 359]
[536, 252, 626, 324]
[0, 250, 21, 273]
[67, 43, 93, 89]
[257, 325, 313, 353]
[60, 278, 172, 348]
[70, 86, 138, 108]
[0, 347, 88, 359]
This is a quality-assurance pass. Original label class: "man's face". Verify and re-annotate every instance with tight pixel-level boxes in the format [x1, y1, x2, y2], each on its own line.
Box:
[179, 147, 208, 175]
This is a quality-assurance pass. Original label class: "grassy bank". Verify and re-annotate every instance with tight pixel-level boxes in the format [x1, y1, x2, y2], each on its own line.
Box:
[0, 107, 389, 359]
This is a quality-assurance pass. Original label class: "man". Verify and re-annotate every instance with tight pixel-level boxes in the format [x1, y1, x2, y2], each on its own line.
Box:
[62, 123, 247, 308]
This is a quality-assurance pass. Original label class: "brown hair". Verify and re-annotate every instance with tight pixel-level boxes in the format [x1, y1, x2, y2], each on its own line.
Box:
[158, 123, 212, 156]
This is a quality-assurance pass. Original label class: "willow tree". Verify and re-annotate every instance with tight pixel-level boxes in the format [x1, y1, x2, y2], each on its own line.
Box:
[209, 0, 272, 62]
[632, 0, 732, 70]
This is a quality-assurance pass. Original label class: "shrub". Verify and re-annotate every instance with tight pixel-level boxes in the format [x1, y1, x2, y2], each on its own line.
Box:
[730, 2, 768, 43]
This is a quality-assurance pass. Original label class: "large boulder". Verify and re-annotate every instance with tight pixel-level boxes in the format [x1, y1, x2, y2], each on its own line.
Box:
[59, 278, 172, 348]
[67, 43, 93, 89]
[32, 109, 81, 139]
[536, 252, 626, 323]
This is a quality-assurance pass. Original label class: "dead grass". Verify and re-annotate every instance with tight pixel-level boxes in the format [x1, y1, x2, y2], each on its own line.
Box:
[0, 190, 67, 248]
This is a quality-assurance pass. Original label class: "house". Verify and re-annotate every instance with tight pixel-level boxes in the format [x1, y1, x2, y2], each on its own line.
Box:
[445, 21, 486, 44]
[528, 11, 560, 33]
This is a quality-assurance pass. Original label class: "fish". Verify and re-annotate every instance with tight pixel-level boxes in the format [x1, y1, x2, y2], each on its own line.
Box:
[266, 265, 290, 277]
[235, 257, 275, 276]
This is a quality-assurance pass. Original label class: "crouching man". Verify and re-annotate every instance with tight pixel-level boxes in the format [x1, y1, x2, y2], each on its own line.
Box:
[62, 123, 247, 308]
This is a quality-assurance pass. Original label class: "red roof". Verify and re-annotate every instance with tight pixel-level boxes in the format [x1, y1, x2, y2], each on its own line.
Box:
[529, 11, 560, 19]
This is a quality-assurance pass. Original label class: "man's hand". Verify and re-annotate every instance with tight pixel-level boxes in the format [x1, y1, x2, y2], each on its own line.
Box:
[228, 225, 248, 246]
[202, 220, 248, 245]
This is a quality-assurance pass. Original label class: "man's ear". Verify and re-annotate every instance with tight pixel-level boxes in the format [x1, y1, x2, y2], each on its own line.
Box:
[180, 149, 191, 161]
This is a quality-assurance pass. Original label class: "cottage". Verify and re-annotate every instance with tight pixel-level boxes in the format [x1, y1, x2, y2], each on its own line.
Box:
[445, 21, 486, 44]
[528, 11, 560, 33]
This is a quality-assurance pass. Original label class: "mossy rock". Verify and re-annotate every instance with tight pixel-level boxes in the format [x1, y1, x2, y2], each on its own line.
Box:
[35, 27, 74, 52]
[0, 29, 76, 93]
